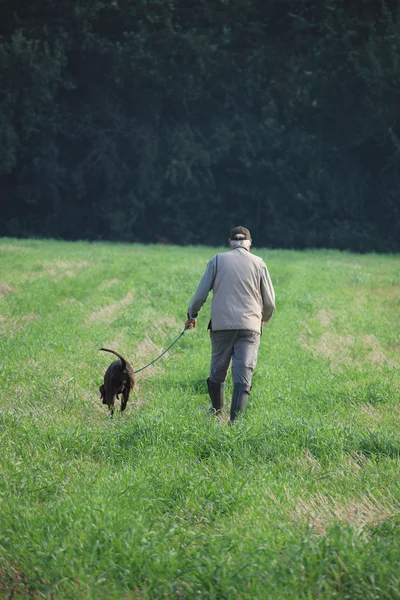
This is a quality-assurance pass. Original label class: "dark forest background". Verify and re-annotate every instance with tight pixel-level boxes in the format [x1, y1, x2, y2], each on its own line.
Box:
[0, 0, 399, 250]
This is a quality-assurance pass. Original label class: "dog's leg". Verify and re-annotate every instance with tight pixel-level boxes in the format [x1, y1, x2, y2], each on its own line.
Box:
[100, 384, 107, 404]
[108, 394, 117, 417]
[121, 389, 130, 412]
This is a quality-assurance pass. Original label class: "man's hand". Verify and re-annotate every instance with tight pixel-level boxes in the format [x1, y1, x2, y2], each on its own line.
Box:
[185, 318, 197, 330]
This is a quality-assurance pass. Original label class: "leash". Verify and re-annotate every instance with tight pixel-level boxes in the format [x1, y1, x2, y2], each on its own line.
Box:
[134, 328, 187, 374]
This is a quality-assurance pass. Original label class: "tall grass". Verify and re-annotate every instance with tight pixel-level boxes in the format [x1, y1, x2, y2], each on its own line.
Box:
[0, 238, 399, 599]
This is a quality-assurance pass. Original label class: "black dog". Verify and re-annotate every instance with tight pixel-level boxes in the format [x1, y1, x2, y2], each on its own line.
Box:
[99, 348, 135, 415]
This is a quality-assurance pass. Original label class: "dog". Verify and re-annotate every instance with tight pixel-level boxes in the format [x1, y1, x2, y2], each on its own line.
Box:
[99, 348, 135, 415]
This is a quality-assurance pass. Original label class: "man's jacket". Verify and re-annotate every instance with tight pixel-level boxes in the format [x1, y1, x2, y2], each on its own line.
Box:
[188, 246, 275, 332]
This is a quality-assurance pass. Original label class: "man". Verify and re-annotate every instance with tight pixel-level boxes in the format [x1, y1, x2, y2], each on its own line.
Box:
[185, 226, 275, 422]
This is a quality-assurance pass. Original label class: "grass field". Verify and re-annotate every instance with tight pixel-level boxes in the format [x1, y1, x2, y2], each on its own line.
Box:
[0, 237, 399, 600]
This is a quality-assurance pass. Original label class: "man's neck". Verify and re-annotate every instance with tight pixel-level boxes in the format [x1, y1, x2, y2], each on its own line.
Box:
[230, 245, 250, 252]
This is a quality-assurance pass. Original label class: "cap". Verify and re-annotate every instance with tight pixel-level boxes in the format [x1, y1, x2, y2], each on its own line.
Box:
[229, 226, 251, 241]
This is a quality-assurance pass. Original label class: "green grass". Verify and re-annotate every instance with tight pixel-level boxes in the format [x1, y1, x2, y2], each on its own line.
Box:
[0, 237, 399, 599]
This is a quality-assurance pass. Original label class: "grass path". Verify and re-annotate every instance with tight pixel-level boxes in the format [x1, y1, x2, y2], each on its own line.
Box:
[0, 238, 399, 599]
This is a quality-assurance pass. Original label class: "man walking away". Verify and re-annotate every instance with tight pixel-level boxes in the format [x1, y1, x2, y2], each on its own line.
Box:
[185, 226, 275, 422]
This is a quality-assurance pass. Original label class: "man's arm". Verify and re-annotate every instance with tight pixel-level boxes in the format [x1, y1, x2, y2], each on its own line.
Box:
[260, 264, 275, 323]
[186, 256, 217, 326]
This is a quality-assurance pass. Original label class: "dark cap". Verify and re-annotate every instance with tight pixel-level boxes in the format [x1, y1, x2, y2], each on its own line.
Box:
[229, 226, 251, 241]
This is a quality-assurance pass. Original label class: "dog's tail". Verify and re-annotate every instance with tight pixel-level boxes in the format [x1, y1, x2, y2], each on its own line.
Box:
[99, 348, 127, 370]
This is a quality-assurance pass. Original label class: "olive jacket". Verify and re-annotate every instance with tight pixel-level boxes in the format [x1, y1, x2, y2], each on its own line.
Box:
[187, 246, 275, 332]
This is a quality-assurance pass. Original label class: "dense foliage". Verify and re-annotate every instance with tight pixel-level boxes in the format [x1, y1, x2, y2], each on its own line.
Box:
[1, 0, 399, 250]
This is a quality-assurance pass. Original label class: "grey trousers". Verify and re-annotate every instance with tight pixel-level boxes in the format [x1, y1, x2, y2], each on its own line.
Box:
[209, 330, 261, 391]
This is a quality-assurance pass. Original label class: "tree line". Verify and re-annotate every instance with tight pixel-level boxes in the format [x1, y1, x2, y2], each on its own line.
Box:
[1, 0, 399, 251]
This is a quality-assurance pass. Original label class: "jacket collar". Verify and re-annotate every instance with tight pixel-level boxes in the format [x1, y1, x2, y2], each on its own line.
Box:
[231, 246, 250, 253]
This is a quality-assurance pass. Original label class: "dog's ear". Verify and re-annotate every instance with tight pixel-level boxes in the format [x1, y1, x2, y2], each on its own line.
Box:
[99, 384, 105, 399]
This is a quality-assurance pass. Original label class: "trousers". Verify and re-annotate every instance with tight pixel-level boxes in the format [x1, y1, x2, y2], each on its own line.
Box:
[209, 330, 261, 391]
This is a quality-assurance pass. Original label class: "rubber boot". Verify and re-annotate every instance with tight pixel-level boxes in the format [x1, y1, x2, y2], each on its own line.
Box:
[230, 383, 250, 422]
[207, 378, 225, 414]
